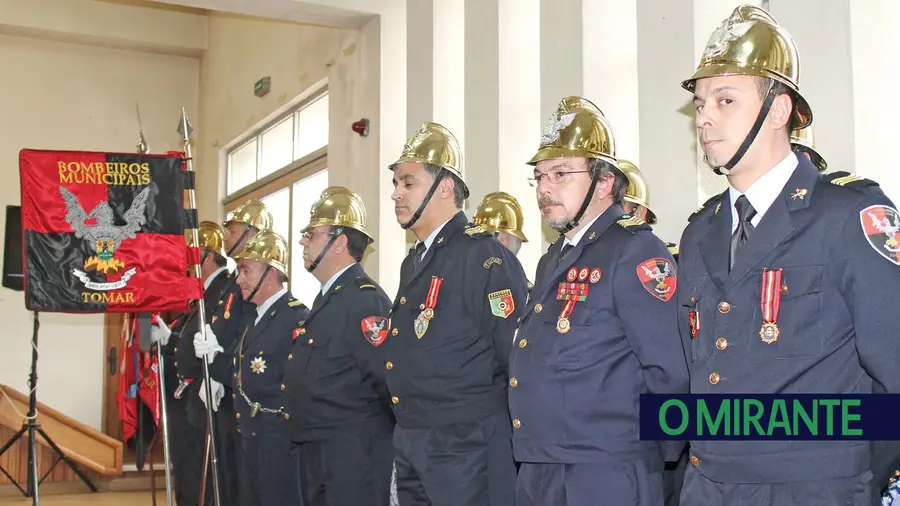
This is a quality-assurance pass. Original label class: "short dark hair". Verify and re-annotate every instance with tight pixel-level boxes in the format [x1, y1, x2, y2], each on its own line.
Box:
[587, 158, 628, 205]
[213, 253, 227, 268]
[423, 163, 466, 208]
[332, 226, 369, 262]
[754, 76, 796, 135]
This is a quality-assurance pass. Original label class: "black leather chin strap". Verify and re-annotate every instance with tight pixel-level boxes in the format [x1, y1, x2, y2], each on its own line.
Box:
[226, 225, 253, 257]
[306, 230, 340, 273]
[246, 265, 271, 302]
[401, 169, 446, 230]
[713, 87, 777, 176]
[560, 163, 603, 233]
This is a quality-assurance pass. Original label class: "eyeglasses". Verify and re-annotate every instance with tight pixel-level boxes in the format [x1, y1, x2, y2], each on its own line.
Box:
[300, 230, 333, 242]
[527, 170, 590, 188]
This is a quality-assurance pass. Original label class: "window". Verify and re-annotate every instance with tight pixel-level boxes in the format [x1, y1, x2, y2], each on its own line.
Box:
[224, 87, 329, 300]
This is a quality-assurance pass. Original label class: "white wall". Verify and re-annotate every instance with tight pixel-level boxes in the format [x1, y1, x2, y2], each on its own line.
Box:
[0, 28, 200, 429]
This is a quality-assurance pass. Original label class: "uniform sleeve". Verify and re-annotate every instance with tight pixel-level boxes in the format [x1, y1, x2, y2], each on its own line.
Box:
[837, 195, 900, 393]
[613, 232, 690, 460]
[346, 290, 392, 402]
[464, 240, 529, 378]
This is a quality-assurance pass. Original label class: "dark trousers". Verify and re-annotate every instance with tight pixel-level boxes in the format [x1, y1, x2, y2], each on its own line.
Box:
[515, 460, 663, 506]
[393, 412, 516, 506]
[299, 427, 394, 506]
[169, 385, 205, 506]
[215, 398, 242, 506]
[679, 465, 872, 506]
[663, 447, 689, 506]
[239, 428, 304, 506]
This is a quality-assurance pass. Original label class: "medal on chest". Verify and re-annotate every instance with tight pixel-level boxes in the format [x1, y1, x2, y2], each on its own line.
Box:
[554, 269, 596, 334]
[759, 268, 784, 344]
[249, 356, 267, 374]
[414, 276, 443, 339]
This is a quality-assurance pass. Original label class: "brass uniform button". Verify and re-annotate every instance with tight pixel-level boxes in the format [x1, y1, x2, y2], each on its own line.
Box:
[280, 384, 286, 391]
[690, 296, 696, 304]
[392, 328, 399, 336]
[232, 393, 236, 399]
[174, 347, 178, 353]
[718, 302, 730, 313]
[690, 455, 700, 466]
[509, 378, 518, 388]
[174, 361, 178, 368]
[715, 338, 728, 351]
[512, 418, 521, 429]
[299, 328, 306, 335]
[709, 372, 720, 384]
[284, 413, 290, 420]
[780, 284, 788, 294]
[236, 413, 240, 419]
[386, 361, 393, 370]
[519, 339, 528, 349]
[391, 396, 400, 405]
[534, 304, 543, 313]
[288, 353, 293, 360]
[308, 338, 314, 344]
[400, 297, 407, 304]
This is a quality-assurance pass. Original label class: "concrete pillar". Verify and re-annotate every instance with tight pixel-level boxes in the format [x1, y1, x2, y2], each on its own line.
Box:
[431, 0, 465, 153]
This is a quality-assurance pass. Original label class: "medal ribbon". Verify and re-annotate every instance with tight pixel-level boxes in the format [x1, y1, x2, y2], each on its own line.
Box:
[559, 299, 576, 321]
[224, 293, 235, 316]
[761, 268, 783, 324]
[689, 309, 700, 339]
[425, 276, 443, 310]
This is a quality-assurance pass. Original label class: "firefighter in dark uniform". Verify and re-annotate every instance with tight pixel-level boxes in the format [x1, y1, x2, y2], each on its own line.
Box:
[619, 158, 688, 506]
[151, 220, 231, 505]
[473, 191, 533, 301]
[194, 199, 274, 505]
[385, 122, 528, 506]
[792, 125, 900, 506]
[283, 186, 395, 506]
[509, 96, 689, 506]
[678, 5, 900, 505]
[196, 230, 309, 506]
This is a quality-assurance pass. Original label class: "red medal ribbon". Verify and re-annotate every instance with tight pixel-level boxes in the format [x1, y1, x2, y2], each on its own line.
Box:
[689, 309, 699, 339]
[761, 268, 783, 323]
[421, 276, 443, 320]
[559, 299, 576, 320]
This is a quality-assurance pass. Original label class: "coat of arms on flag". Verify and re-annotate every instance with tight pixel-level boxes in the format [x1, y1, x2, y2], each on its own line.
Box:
[19, 149, 202, 313]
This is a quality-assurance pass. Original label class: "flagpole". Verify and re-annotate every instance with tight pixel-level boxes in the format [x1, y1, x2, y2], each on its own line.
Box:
[135, 111, 174, 506]
[178, 107, 222, 506]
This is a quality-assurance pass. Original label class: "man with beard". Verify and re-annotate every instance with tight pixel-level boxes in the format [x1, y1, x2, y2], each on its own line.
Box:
[384, 122, 528, 506]
[678, 5, 900, 505]
[509, 96, 689, 506]
[284, 186, 395, 506]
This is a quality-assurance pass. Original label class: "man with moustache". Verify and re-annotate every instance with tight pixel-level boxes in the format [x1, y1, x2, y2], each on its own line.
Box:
[195, 230, 308, 506]
[384, 122, 528, 506]
[150, 221, 232, 505]
[678, 5, 900, 505]
[509, 96, 688, 506]
[282, 186, 394, 506]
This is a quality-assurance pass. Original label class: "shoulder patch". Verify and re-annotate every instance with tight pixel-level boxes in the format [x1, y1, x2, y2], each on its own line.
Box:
[636, 258, 677, 302]
[483, 256, 503, 269]
[464, 223, 494, 238]
[356, 276, 377, 291]
[860, 204, 900, 265]
[361, 316, 389, 347]
[617, 215, 650, 233]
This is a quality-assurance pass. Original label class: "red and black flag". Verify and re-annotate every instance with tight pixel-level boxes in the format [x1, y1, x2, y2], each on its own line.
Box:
[19, 149, 202, 313]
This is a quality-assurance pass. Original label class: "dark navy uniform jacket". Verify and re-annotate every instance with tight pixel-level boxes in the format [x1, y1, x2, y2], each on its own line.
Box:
[283, 262, 394, 441]
[232, 291, 310, 435]
[677, 157, 900, 483]
[208, 272, 256, 387]
[172, 268, 231, 380]
[509, 204, 689, 465]
[383, 212, 529, 428]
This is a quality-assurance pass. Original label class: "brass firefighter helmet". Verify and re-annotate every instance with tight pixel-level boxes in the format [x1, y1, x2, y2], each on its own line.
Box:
[189, 221, 227, 258]
[234, 230, 289, 279]
[224, 198, 273, 232]
[302, 186, 374, 244]
[391, 122, 468, 198]
[528, 96, 617, 167]
[790, 126, 827, 172]
[682, 4, 812, 130]
[618, 159, 658, 225]
[473, 191, 528, 242]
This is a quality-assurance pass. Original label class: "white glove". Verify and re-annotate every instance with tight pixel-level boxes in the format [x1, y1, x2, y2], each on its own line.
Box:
[198, 378, 224, 412]
[193, 324, 223, 364]
[150, 319, 172, 346]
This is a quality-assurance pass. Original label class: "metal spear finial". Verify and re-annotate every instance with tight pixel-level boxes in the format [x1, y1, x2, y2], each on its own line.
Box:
[177, 106, 193, 142]
[136, 103, 149, 154]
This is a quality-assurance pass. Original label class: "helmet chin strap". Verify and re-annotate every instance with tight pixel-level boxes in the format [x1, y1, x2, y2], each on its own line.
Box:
[712, 86, 778, 176]
[226, 225, 253, 257]
[306, 229, 340, 273]
[559, 165, 602, 234]
[401, 169, 446, 230]
[246, 265, 271, 302]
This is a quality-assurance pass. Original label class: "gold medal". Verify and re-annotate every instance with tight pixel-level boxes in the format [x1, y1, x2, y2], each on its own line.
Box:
[759, 322, 779, 344]
[422, 307, 434, 320]
[224, 310, 231, 319]
[414, 316, 429, 339]
[556, 317, 571, 334]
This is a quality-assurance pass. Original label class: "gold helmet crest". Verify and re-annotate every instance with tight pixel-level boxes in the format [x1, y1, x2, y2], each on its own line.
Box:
[528, 96, 617, 166]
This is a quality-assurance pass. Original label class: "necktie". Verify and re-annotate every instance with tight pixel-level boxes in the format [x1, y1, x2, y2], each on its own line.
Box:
[558, 243, 574, 267]
[729, 195, 757, 271]
[413, 242, 427, 274]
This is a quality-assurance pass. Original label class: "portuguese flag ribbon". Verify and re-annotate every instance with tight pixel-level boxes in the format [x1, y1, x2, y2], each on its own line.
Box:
[19, 149, 202, 313]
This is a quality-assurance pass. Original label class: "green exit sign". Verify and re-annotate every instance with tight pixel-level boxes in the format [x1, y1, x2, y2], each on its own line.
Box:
[254, 77, 271, 97]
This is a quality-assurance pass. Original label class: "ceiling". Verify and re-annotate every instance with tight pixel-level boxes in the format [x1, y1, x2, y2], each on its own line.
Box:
[141, 0, 376, 28]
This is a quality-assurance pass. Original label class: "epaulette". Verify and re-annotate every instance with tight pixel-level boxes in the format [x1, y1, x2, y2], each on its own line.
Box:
[824, 171, 882, 192]
[288, 299, 305, 307]
[666, 242, 679, 257]
[356, 276, 377, 291]
[464, 223, 494, 238]
[688, 193, 725, 223]
[617, 214, 650, 233]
